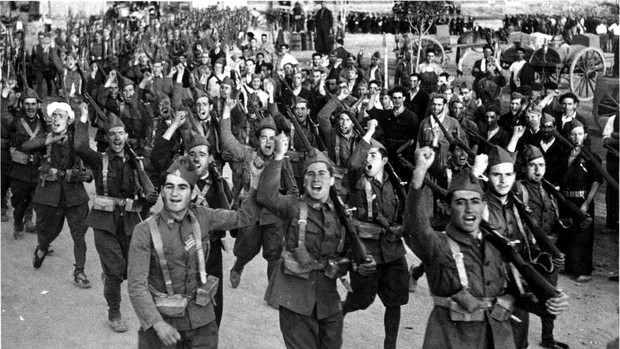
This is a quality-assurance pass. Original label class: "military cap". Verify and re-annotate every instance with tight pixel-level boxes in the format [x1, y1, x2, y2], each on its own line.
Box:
[255, 116, 277, 137]
[446, 168, 484, 197]
[488, 145, 515, 168]
[369, 138, 386, 151]
[166, 156, 198, 187]
[186, 133, 210, 151]
[122, 76, 135, 88]
[559, 92, 579, 104]
[47, 102, 75, 121]
[567, 118, 585, 132]
[294, 96, 308, 105]
[521, 145, 544, 164]
[510, 92, 524, 101]
[194, 87, 209, 104]
[541, 113, 555, 126]
[220, 76, 234, 87]
[20, 87, 41, 103]
[303, 149, 334, 171]
[104, 112, 125, 133]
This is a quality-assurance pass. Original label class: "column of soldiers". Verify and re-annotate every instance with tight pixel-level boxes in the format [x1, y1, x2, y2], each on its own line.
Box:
[2, 4, 618, 349]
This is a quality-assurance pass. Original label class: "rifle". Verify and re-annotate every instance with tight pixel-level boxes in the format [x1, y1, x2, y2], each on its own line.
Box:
[83, 92, 109, 124]
[541, 179, 589, 222]
[415, 168, 560, 303]
[284, 96, 369, 265]
[21, 29, 28, 89]
[242, 84, 264, 120]
[431, 113, 476, 160]
[208, 162, 232, 210]
[125, 143, 156, 196]
[552, 129, 619, 191]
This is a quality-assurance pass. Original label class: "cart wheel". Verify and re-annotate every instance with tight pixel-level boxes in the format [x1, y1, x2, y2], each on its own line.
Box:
[570, 47, 607, 102]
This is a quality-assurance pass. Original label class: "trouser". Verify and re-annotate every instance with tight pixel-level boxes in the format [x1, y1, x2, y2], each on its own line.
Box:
[342, 257, 409, 349]
[540, 271, 559, 342]
[410, 263, 426, 280]
[279, 306, 343, 349]
[36, 199, 89, 273]
[206, 238, 223, 327]
[138, 321, 219, 349]
[94, 223, 131, 321]
[232, 222, 283, 281]
[557, 197, 594, 276]
[35, 69, 56, 97]
[606, 155, 619, 229]
[314, 29, 331, 55]
[10, 179, 37, 229]
[1, 151, 10, 209]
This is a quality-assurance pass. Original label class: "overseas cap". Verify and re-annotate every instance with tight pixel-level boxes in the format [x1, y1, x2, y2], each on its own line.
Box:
[186, 132, 210, 151]
[303, 149, 334, 171]
[104, 112, 125, 133]
[446, 168, 484, 197]
[255, 116, 277, 136]
[521, 145, 544, 164]
[488, 145, 515, 168]
[166, 156, 198, 187]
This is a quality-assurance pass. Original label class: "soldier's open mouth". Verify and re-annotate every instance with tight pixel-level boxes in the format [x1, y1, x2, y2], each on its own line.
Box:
[464, 215, 476, 223]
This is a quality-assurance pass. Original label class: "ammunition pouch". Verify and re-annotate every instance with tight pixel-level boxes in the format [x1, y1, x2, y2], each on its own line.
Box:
[92, 195, 125, 212]
[433, 293, 515, 322]
[125, 198, 142, 213]
[10, 148, 32, 165]
[195, 275, 219, 307]
[40, 167, 60, 182]
[354, 220, 384, 240]
[490, 294, 516, 322]
[153, 294, 188, 318]
[281, 249, 327, 280]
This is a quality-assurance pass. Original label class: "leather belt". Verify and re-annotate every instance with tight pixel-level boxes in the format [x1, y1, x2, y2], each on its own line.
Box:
[562, 190, 586, 198]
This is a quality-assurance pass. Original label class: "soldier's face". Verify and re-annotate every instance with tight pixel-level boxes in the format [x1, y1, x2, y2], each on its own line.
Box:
[123, 85, 135, 100]
[449, 190, 484, 234]
[159, 98, 171, 119]
[488, 163, 516, 197]
[451, 146, 468, 167]
[51, 109, 71, 134]
[510, 99, 521, 113]
[304, 162, 334, 202]
[153, 63, 163, 75]
[525, 158, 546, 183]
[220, 84, 232, 99]
[431, 97, 445, 116]
[312, 56, 321, 67]
[251, 78, 262, 90]
[23, 99, 38, 119]
[109, 84, 119, 99]
[338, 113, 353, 134]
[196, 99, 210, 120]
[106, 127, 128, 154]
[188, 145, 210, 177]
[569, 126, 586, 146]
[451, 102, 464, 119]
[292, 73, 303, 87]
[561, 98, 577, 115]
[258, 128, 276, 157]
[294, 103, 309, 123]
[162, 174, 193, 213]
[391, 92, 404, 108]
[486, 112, 498, 128]
[364, 148, 387, 178]
[525, 112, 540, 130]
[541, 122, 555, 141]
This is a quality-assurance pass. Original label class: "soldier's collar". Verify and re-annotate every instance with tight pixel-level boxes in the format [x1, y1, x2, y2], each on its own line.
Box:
[302, 194, 334, 211]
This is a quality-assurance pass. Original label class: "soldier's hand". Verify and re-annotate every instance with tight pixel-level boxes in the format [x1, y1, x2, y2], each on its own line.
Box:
[414, 147, 435, 172]
[545, 289, 569, 316]
[265, 81, 274, 96]
[145, 191, 159, 204]
[78, 169, 93, 182]
[274, 132, 289, 160]
[78, 102, 89, 122]
[579, 213, 593, 229]
[512, 125, 525, 139]
[153, 321, 181, 346]
[357, 255, 377, 276]
[366, 119, 378, 135]
[108, 70, 117, 80]
[172, 110, 187, 127]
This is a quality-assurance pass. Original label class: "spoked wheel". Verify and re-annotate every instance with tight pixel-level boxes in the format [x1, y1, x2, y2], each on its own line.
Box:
[570, 47, 607, 102]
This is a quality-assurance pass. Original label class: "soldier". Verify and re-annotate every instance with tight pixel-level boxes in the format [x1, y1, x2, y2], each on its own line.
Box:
[127, 156, 258, 348]
[499, 92, 526, 132]
[8, 88, 46, 239]
[514, 145, 568, 349]
[556, 93, 590, 147]
[219, 98, 294, 288]
[75, 104, 159, 333]
[23, 102, 92, 288]
[403, 146, 569, 348]
[404, 73, 430, 120]
[478, 105, 511, 154]
[538, 114, 568, 186]
[556, 120, 602, 283]
[257, 134, 376, 349]
[342, 120, 409, 349]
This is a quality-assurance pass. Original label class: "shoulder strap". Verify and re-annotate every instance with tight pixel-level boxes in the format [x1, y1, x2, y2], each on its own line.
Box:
[101, 153, 109, 196]
[188, 210, 208, 285]
[146, 215, 175, 296]
[444, 232, 469, 290]
[20, 118, 42, 139]
[298, 199, 308, 247]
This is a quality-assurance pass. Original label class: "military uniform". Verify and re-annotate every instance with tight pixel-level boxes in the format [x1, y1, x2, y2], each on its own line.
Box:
[342, 139, 408, 349]
[75, 117, 154, 326]
[23, 121, 91, 281]
[258, 158, 350, 349]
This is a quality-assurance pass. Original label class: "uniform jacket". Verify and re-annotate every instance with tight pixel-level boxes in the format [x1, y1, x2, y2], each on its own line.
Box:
[9, 114, 47, 183]
[128, 200, 258, 331]
[22, 130, 90, 207]
[258, 159, 348, 320]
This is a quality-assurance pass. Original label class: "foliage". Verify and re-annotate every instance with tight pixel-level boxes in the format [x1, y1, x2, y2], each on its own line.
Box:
[392, 1, 452, 36]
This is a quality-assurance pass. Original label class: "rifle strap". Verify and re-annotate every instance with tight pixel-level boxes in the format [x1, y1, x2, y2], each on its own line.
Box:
[363, 178, 374, 221]
[298, 199, 308, 248]
[193, 177, 212, 207]
[21, 118, 42, 140]
[102, 153, 109, 196]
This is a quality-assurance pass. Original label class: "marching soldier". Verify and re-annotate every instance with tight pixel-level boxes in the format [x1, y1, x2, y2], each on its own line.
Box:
[23, 102, 92, 288]
[75, 103, 159, 333]
[342, 120, 409, 349]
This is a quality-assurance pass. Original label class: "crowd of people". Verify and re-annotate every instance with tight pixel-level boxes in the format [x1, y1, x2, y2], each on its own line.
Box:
[1, 2, 618, 349]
